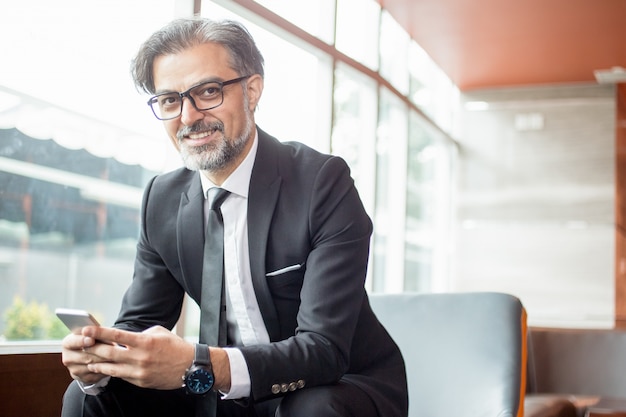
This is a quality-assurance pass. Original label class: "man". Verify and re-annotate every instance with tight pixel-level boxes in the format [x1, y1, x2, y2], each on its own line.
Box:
[61, 17, 408, 417]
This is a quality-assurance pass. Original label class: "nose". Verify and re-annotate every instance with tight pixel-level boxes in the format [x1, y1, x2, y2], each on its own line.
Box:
[179, 96, 204, 126]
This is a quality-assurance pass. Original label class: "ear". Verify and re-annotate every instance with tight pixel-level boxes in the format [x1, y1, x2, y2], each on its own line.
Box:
[246, 74, 264, 111]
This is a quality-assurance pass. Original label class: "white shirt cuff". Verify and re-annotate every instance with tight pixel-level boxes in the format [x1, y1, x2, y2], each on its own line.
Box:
[219, 348, 251, 399]
[77, 376, 111, 396]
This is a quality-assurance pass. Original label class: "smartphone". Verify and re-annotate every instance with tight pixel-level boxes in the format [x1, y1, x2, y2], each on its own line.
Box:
[55, 308, 100, 334]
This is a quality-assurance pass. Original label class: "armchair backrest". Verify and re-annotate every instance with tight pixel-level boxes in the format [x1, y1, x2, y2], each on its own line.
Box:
[369, 292, 527, 417]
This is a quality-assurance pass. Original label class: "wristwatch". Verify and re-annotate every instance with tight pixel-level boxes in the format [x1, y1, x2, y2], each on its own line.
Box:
[182, 343, 214, 395]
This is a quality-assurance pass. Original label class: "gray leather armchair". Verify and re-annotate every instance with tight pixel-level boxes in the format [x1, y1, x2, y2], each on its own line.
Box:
[369, 292, 527, 417]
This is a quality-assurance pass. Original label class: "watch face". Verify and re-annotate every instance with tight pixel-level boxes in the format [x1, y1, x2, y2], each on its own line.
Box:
[185, 367, 214, 395]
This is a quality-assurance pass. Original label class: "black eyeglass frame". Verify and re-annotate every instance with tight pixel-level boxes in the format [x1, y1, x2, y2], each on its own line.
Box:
[147, 75, 251, 120]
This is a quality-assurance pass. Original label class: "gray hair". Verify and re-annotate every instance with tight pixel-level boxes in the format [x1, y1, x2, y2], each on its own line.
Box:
[131, 17, 265, 94]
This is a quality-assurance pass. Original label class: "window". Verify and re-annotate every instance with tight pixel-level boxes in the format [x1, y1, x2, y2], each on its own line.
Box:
[253, 0, 336, 44]
[379, 10, 409, 95]
[372, 88, 408, 292]
[0, 0, 182, 344]
[408, 41, 459, 134]
[202, 1, 334, 151]
[335, 0, 380, 70]
[331, 62, 378, 214]
[404, 112, 454, 292]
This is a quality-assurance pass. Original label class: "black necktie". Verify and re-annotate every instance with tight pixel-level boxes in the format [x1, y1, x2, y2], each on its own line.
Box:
[200, 187, 230, 346]
[198, 188, 229, 417]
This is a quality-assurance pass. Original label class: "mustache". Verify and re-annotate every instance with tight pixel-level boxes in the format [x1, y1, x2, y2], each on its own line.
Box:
[176, 121, 224, 141]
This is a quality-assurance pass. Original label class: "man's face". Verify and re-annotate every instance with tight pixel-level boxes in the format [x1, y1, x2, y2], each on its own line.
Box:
[152, 42, 263, 178]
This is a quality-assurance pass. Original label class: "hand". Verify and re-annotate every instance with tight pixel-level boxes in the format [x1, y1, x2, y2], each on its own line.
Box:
[61, 332, 111, 384]
[80, 325, 194, 390]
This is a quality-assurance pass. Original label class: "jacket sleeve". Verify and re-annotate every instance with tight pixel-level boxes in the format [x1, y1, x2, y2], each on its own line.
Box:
[114, 175, 186, 333]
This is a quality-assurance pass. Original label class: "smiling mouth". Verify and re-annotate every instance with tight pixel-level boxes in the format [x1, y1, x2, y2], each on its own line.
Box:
[188, 130, 213, 140]
[181, 124, 223, 141]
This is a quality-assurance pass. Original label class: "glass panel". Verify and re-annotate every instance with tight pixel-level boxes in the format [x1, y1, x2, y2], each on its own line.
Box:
[335, 0, 380, 71]
[408, 40, 459, 134]
[202, 1, 334, 152]
[372, 87, 408, 292]
[253, 0, 336, 44]
[331, 62, 378, 215]
[0, 0, 180, 343]
[404, 111, 453, 292]
[379, 10, 409, 95]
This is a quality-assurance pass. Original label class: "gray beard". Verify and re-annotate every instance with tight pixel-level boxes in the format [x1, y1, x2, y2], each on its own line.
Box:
[177, 105, 254, 172]
[178, 123, 251, 171]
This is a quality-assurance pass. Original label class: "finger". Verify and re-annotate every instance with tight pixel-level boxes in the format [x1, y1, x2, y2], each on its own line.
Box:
[68, 360, 109, 381]
[84, 326, 138, 347]
[63, 341, 102, 363]
[84, 340, 128, 363]
[87, 361, 169, 390]
[87, 361, 134, 381]
[62, 333, 95, 350]
[62, 348, 109, 382]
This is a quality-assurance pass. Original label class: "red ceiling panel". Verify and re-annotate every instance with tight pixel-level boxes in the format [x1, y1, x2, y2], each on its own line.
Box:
[379, 0, 626, 90]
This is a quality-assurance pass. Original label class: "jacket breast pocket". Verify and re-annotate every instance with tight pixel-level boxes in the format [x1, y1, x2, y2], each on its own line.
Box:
[265, 263, 305, 301]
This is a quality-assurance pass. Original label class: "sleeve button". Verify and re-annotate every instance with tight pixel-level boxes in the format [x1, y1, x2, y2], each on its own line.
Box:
[271, 384, 281, 394]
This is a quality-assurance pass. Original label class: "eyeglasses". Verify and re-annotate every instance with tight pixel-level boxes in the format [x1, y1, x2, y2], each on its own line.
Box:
[147, 75, 251, 120]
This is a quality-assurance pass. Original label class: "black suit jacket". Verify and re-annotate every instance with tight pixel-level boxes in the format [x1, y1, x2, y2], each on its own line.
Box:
[114, 128, 408, 416]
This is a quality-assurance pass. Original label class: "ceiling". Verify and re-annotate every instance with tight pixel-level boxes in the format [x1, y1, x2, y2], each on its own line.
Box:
[380, 0, 626, 91]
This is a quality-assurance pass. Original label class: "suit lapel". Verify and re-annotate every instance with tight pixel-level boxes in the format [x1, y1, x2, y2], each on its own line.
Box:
[177, 173, 205, 301]
[248, 128, 282, 341]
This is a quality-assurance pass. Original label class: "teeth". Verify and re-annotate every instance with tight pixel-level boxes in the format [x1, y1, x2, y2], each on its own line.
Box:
[187, 127, 220, 140]
[188, 131, 212, 140]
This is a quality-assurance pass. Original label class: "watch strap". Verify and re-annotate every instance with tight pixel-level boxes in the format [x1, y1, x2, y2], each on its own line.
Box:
[194, 343, 211, 367]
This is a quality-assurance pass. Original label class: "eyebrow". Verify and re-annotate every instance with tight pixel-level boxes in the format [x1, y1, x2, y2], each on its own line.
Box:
[153, 77, 225, 96]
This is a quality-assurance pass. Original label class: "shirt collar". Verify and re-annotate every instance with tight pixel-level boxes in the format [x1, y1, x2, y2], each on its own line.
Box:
[199, 129, 258, 200]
